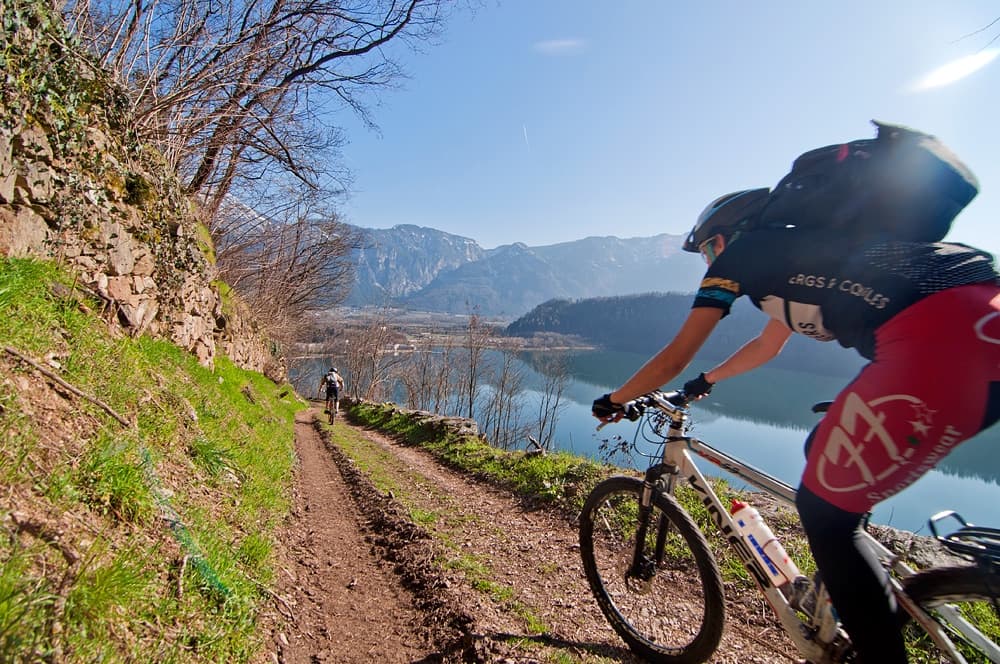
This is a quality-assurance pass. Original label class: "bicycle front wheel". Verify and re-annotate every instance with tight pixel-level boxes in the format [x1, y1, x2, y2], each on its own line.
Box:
[579, 476, 725, 664]
[903, 565, 1000, 663]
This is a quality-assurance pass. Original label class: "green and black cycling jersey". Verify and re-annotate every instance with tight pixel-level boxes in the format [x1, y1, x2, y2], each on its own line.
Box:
[692, 228, 999, 359]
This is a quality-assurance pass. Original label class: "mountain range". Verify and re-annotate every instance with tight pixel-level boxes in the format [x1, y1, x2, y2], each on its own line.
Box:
[346, 224, 704, 317]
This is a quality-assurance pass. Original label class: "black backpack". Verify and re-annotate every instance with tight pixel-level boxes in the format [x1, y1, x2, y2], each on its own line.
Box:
[758, 120, 979, 242]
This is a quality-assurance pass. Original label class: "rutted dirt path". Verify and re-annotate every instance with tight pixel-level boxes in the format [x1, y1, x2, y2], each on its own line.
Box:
[261, 410, 437, 663]
[260, 409, 801, 663]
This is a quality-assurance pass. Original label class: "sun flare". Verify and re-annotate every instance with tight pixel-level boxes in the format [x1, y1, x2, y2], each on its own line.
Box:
[912, 49, 999, 91]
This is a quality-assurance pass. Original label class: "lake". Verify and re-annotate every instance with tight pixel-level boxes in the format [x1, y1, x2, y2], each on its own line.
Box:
[291, 349, 1000, 533]
[515, 349, 1000, 534]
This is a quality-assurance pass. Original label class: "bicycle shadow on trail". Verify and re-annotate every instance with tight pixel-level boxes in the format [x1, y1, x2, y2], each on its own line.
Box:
[490, 632, 643, 662]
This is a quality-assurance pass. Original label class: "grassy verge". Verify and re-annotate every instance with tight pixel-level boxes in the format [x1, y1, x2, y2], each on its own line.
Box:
[0, 258, 303, 662]
[345, 401, 605, 513]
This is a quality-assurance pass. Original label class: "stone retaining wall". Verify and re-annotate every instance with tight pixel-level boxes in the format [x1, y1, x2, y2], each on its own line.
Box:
[0, 19, 279, 377]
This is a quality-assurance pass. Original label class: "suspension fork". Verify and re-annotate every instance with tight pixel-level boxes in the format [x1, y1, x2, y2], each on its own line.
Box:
[629, 463, 677, 578]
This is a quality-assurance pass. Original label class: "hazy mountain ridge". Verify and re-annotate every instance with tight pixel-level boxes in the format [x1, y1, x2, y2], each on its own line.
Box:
[348, 224, 487, 306]
[346, 224, 704, 315]
[403, 242, 573, 314]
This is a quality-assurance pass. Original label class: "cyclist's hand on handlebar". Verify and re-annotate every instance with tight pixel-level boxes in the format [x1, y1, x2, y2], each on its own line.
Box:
[592, 393, 624, 422]
[593, 394, 645, 423]
[682, 373, 713, 401]
[622, 402, 643, 421]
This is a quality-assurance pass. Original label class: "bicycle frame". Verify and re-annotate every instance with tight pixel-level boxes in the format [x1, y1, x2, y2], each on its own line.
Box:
[642, 394, 998, 664]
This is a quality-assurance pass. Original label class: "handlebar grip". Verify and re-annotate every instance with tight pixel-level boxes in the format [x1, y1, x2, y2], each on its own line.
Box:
[667, 391, 688, 406]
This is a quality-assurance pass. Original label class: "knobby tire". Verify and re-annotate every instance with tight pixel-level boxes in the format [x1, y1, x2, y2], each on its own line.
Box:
[903, 564, 1000, 663]
[579, 476, 725, 664]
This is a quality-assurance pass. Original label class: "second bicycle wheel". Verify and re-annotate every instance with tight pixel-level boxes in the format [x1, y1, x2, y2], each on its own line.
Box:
[902, 565, 1000, 663]
[579, 476, 725, 664]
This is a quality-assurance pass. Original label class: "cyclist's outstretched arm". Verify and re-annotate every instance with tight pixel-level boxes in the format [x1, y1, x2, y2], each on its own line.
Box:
[610, 307, 724, 404]
[703, 318, 791, 383]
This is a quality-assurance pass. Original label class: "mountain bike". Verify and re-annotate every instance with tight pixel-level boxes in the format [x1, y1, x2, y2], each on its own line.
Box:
[579, 389, 1000, 663]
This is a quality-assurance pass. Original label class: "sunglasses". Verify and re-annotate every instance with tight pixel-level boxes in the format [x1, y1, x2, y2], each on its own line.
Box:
[699, 237, 718, 264]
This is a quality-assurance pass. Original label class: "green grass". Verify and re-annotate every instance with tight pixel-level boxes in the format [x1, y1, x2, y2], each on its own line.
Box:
[0, 545, 56, 659]
[0, 257, 304, 661]
[444, 553, 547, 634]
[901, 597, 1000, 664]
[348, 401, 605, 515]
[76, 432, 156, 524]
[410, 508, 439, 526]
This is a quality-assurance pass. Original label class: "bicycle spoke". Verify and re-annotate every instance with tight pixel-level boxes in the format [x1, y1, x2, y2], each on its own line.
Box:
[904, 566, 1000, 663]
[581, 478, 724, 663]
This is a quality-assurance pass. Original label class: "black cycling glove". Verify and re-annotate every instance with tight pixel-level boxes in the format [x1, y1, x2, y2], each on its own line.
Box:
[592, 393, 623, 419]
[683, 373, 714, 400]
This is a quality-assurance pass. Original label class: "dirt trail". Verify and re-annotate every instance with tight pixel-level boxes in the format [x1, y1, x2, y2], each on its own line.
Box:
[260, 409, 800, 663]
[262, 410, 435, 663]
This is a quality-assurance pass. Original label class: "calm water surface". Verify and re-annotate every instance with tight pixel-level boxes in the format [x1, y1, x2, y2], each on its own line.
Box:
[520, 350, 1000, 533]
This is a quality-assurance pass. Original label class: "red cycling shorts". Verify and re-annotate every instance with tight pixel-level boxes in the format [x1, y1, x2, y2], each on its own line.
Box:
[801, 283, 1000, 513]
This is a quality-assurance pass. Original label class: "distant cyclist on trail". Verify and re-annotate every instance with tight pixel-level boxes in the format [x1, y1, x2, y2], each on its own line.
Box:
[592, 123, 1000, 663]
[318, 367, 344, 419]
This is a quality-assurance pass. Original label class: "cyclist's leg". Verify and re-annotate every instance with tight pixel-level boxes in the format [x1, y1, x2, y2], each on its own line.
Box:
[797, 486, 904, 663]
[798, 284, 1000, 663]
[801, 284, 1000, 511]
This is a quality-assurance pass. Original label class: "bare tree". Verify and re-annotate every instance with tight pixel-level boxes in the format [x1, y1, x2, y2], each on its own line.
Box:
[955, 16, 1000, 47]
[398, 346, 435, 412]
[340, 310, 407, 401]
[479, 342, 526, 450]
[534, 353, 569, 450]
[63, 0, 454, 217]
[460, 311, 491, 420]
[431, 337, 461, 416]
[213, 188, 361, 342]
[398, 341, 457, 414]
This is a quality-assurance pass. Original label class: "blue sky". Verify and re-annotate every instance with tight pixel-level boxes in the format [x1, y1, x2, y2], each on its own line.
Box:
[336, 1, 1000, 255]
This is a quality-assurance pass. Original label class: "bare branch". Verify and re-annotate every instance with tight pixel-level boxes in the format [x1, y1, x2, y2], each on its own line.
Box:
[64, 0, 449, 207]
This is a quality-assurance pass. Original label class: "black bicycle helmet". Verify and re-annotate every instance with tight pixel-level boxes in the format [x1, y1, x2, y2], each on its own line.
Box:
[682, 188, 770, 252]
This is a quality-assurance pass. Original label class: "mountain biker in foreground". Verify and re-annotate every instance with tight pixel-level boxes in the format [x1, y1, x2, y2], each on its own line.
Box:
[592, 188, 1000, 663]
[318, 367, 344, 418]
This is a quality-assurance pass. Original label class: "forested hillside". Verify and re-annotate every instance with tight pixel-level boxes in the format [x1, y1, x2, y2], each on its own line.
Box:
[505, 293, 866, 377]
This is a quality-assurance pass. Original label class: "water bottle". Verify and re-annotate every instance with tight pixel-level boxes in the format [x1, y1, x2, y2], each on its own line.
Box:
[730, 499, 802, 590]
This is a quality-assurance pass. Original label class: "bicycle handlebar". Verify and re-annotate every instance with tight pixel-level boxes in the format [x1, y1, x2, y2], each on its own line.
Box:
[595, 389, 692, 430]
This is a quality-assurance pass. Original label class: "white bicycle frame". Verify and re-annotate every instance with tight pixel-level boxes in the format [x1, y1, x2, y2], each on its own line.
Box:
[643, 393, 999, 664]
